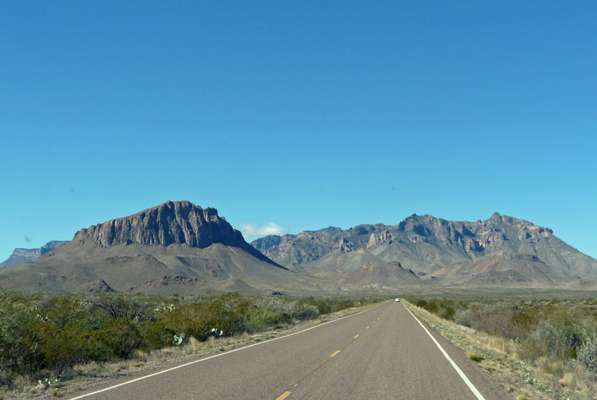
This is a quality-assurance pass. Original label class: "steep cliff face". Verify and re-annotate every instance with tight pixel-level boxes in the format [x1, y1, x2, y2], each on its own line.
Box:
[251, 213, 597, 278]
[72, 201, 247, 249]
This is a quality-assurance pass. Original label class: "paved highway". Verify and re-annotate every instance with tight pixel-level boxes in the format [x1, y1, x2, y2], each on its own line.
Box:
[67, 301, 510, 400]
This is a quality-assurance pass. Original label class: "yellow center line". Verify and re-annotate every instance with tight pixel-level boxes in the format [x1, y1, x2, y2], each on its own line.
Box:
[330, 350, 341, 357]
[353, 334, 359, 339]
[276, 391, 291, 400]
[366, 326, 369, 329]
[373, 321, 376, 324]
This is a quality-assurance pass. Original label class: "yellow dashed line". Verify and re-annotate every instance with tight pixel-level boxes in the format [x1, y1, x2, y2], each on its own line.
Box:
[330, 350, 341, 357]
[276, 391, 291, 400]
[354, 334, 359, 339]
[366, 326, 369, 329]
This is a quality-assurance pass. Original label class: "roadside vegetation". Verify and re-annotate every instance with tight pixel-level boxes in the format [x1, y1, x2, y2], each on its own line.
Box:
[0, 290, 386, 397]
[406, 297, 597, 400]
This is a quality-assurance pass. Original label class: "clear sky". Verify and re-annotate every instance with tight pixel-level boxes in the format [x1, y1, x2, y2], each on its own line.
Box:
[1, 1, 596, 262]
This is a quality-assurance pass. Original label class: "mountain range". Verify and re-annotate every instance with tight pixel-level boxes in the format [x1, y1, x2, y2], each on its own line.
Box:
[251, 212, 597, 281]
[1, 202, 596, 295]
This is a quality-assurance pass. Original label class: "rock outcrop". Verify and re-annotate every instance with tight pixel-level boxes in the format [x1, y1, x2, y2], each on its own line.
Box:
[66, 200, 276, 266]
[72, 201, 246, 249]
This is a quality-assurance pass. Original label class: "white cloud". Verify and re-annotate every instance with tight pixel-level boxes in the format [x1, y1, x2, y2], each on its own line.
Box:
[236, 222, 289, 241]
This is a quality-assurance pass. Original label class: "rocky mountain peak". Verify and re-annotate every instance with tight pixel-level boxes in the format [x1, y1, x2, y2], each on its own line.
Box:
[71, 200, 247, 249]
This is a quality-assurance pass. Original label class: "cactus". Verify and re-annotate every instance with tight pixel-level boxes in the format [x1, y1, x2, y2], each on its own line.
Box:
[211, 328, 223, 337]
[173, 332, 185, 345]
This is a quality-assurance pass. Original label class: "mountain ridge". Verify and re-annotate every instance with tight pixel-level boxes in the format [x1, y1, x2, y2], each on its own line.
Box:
[2, 205, 595, 294]
[251, 212, 597, 279]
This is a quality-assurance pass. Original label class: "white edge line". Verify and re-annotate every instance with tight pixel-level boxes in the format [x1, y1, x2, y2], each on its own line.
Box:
[403, 303, 486, 400]
[68, 301, 389, 399]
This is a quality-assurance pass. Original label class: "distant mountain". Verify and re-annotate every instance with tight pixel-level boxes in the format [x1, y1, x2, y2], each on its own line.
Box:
[425, 251, 563, 287]
[0, 240, 69, 267]
[251, 213, 597, 279]
[0, 201, 332, 295]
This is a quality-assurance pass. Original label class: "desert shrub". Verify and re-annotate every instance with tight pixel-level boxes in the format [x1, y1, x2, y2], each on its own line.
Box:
[139, 320, 175, 350]
[423, 301, 439, 314]
[412, 299, 427, 308]
[308, 299, 332, 315]
[253, 296, 319, 322]
[246, 309, 281, 332]
[442, 306, 456, 321]
[84, 295, 160, 327]
[98, 319, 144, 360]
[0, 291, 382, 385]
[469, 303, 512, 337]
[528, 320, 583, 360]
[578, 336, 597, 372]
[0, 294, 44, 374]
[40, 296, 87, 329]
[296, 302, 320, 320]
[329, 298, 355, 312]
[453, 309, 473, 327]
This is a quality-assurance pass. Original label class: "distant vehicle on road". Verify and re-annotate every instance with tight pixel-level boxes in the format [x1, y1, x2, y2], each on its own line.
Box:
[395, 298, 400, 302]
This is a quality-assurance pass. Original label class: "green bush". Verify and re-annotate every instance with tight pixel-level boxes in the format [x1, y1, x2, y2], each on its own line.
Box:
[423, 301, 438, 314]
[412, 299, 427, 308]
[578, 336, 597, 372]
[100, 319, 144, 360]
[246, 309, 280, 332]
[469, 354, 484, 362]
[442, 306, 456, 321]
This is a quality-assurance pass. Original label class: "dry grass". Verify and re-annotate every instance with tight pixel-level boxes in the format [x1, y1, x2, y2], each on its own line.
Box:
[188, 336, 200, 350]
[73, 361, 104, 377]
[559, 372, 573, 387]
[133, 349, 149, 361]
[405, 300, 597, 400]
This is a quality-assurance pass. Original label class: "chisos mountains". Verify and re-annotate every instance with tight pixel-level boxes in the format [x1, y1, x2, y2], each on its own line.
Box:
[251, 212, 597, 284]
[0, 240, 68, 267]
[1, 202, 596, 294]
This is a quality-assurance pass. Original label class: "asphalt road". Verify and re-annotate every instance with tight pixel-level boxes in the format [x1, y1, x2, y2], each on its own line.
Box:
[67, 301, 511, 400]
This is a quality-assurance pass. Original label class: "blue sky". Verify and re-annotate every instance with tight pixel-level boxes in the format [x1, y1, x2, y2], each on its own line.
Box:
[1, 1, 596, 262]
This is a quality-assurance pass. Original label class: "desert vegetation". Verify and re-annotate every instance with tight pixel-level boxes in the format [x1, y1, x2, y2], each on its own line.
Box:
[407, 297, 597, 399]
[0, 290, 385, 395]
